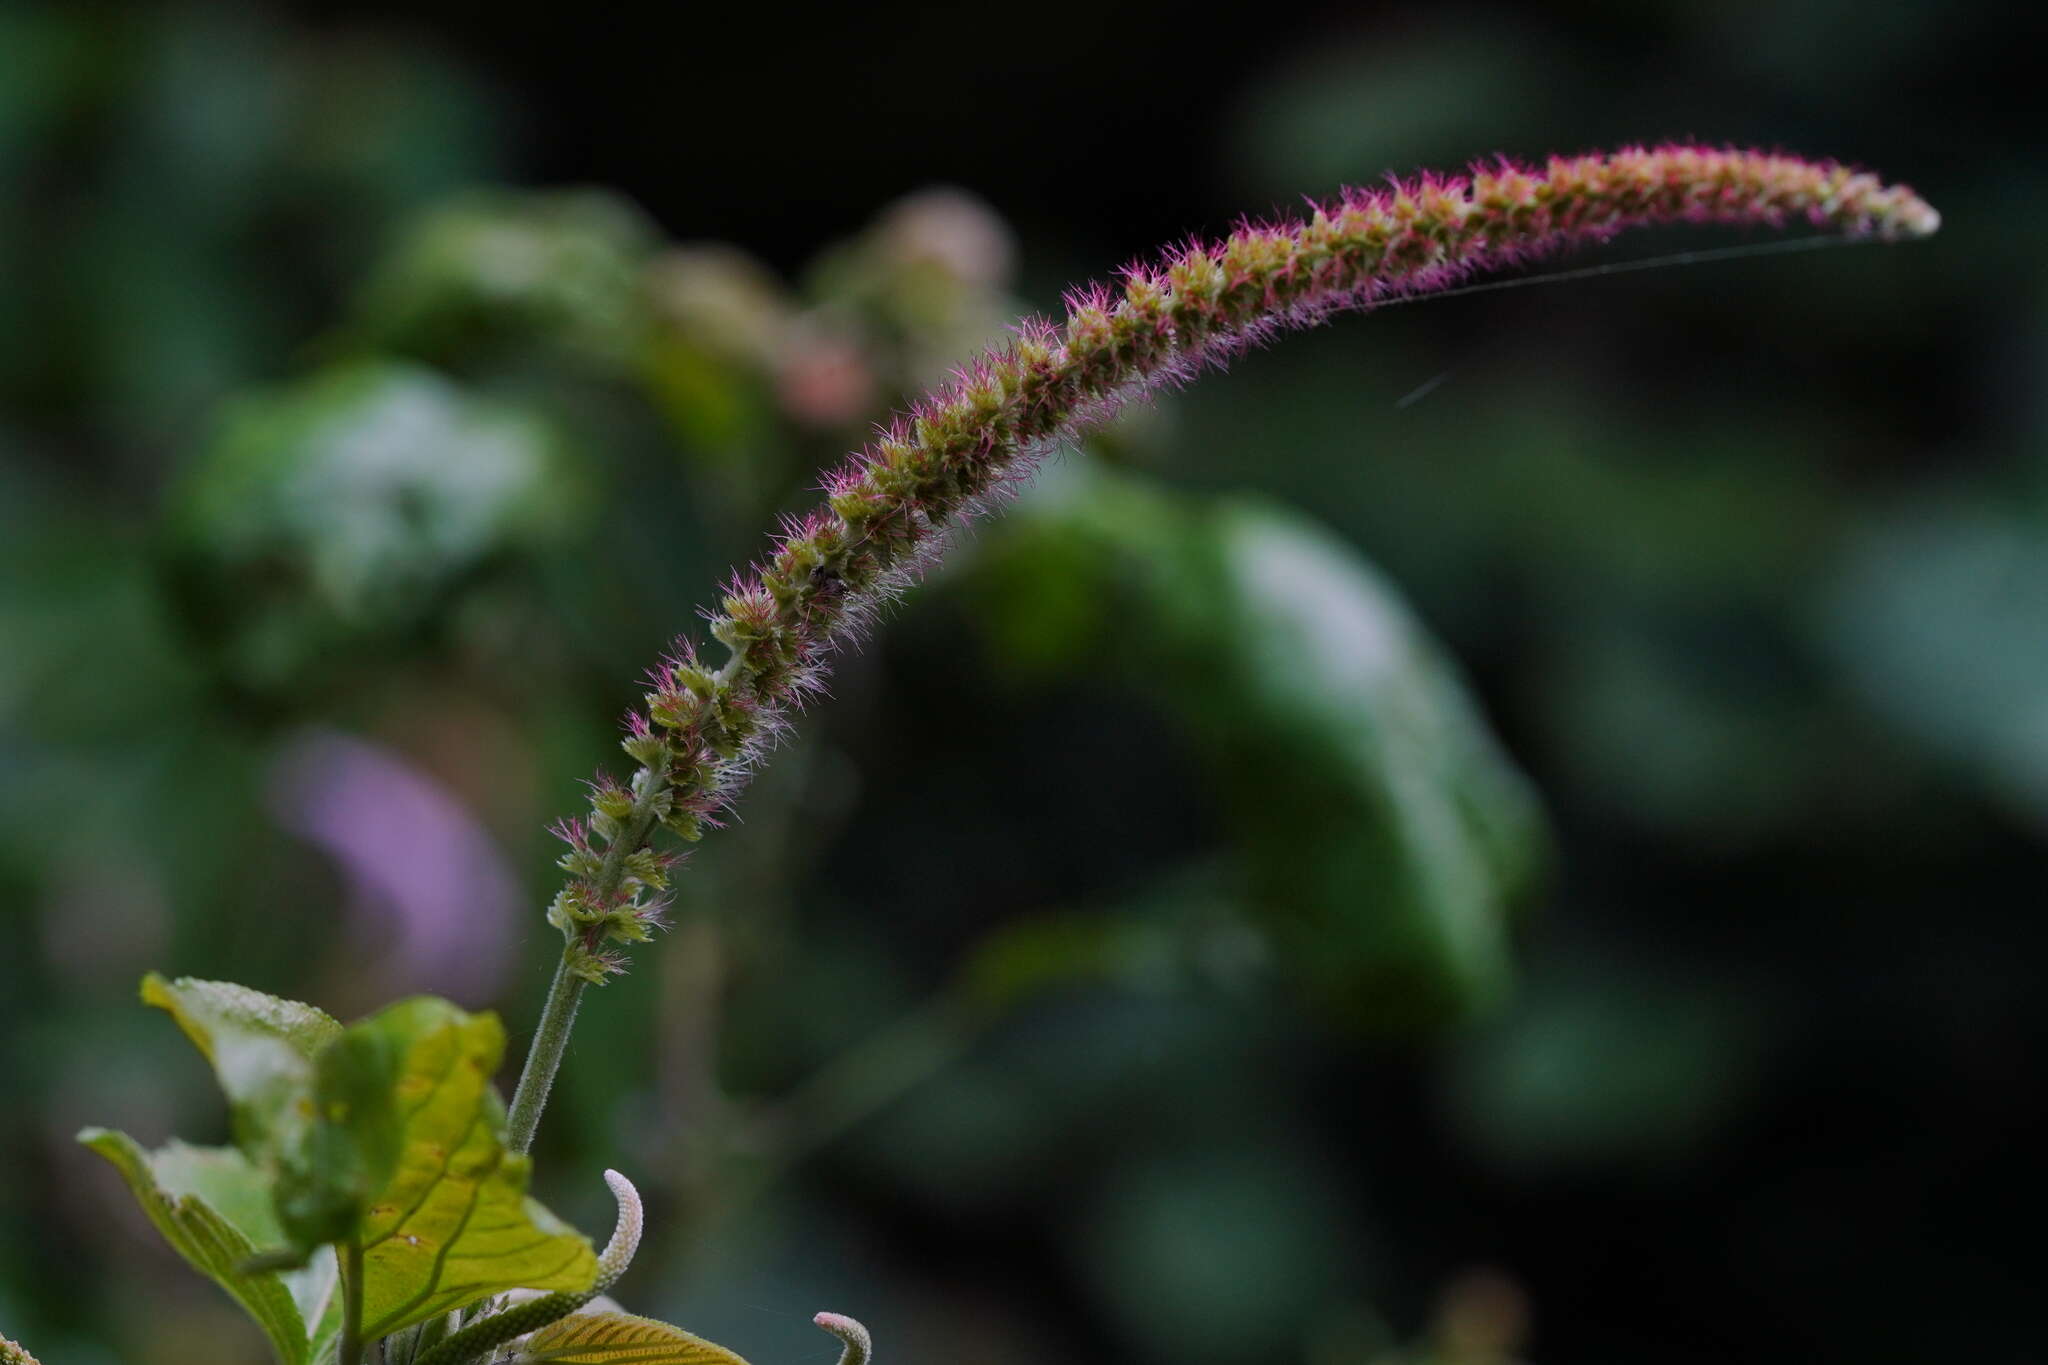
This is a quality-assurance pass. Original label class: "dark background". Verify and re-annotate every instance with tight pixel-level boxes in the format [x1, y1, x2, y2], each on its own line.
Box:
[2, 1, 2042, 1362]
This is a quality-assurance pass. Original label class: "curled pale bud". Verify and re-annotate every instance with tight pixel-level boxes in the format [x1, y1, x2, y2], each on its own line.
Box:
[813, 1312, 873, 1365]
[595, 1168, 643, 1289]
[412, 1170, 646, 1365]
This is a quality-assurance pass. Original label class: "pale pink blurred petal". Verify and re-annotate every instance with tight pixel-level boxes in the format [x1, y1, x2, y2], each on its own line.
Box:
[269, 729, 519, 1005]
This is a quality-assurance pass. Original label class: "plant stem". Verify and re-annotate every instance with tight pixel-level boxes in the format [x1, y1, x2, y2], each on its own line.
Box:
[506, 952, 584, 1155]
[507, 774, 669, 1153]
[340, 1241, 366, 1365]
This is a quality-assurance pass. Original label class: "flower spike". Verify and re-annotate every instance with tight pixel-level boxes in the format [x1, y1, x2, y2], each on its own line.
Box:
[545, 143, 1937, 980]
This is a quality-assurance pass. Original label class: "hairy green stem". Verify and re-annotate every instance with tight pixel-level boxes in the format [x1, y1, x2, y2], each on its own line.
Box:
[505, 954, 583, 1156]
[508, 780, 667, 1152]
[340, 1241, 367, 1365]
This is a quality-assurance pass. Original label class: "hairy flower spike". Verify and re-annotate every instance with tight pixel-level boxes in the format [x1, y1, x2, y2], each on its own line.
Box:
[545, 144, 1936, 977]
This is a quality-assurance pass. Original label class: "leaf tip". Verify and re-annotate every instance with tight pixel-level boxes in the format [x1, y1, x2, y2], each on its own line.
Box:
[138, 971, 179, 1020]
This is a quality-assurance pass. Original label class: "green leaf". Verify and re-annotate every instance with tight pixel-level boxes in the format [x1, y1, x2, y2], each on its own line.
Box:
[960, 908, 1189, 1016]
[975, 462, 1549, 1028]
[344, 189, 656, 368]
[78, 1128, 337, 1365]
[1826, 502, 2048, 830]
[141, 973, 344, 1061]
[512, 1313, 754, 1365]
[141, 973, 341, 1167]
[1185, 494, 1547, 1023]
[293, 997, 598, 1337]
[133, 980, 597, 1337]
[162, 360, 587, 694]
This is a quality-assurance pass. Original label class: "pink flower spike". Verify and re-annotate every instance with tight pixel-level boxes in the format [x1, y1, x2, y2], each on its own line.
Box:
[553, 142, 1935, 980]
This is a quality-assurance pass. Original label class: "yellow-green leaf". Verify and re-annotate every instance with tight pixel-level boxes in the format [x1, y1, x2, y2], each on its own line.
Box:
[79, 1128, 338, 1365]
[305, 997, 598, 1337]
[141, 973, 342, 1159]
[512, 1313, 754, 1365]
[141, 972, 362, 1262]
[143, 973, 345, 1064]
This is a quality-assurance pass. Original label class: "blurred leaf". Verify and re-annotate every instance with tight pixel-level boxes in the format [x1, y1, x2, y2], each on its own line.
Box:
[802, 187, 1018, 389]
[291, 37, 506, 234]
[1530, 602, 1855, 845]
[293, 997, 597, 1335]
[959, 911, 1185, 1015]
[646, 245, 791, 371]
[513, 1313, 753, 1365]
[1825, 501, 2048, 828]
[1224, 23, 1571, 199]
[164, 360, 586, 692]
[955, 864, 1272, 1020]
[1079, 1144, 1354, 1363]
[977, 463, 1548, 1027]
[344, 190, 655, 368]
[1185, 494, 1546, 1024]
[1445, 972, 1759, 1172]
[643, 331, 777, 456]
[77, 1130, 339, 1364]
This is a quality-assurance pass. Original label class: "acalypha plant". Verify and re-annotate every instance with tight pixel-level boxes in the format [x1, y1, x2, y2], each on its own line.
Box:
[18, 144, 1933, 1365]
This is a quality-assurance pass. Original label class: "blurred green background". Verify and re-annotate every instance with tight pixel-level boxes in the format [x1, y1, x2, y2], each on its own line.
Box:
[1, 1, 2040, 1362]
